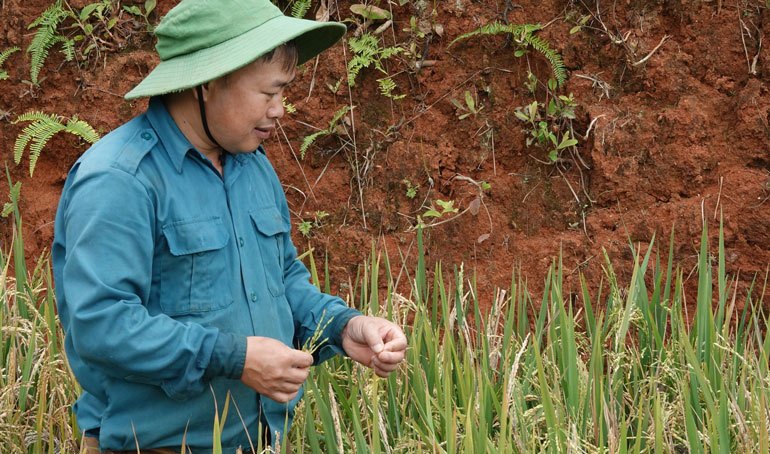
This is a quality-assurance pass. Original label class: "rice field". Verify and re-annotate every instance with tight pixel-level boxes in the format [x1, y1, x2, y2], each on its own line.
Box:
[2, 191, 769, 453]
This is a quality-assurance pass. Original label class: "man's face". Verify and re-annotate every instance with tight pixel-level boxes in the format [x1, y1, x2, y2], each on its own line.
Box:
[202, 53, 296, 154]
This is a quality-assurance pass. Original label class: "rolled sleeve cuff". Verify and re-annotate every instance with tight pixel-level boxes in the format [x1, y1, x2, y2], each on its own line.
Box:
[328, 308, 363, 350]
[313, 307, 362, 364]
[204, 332, 247, 380]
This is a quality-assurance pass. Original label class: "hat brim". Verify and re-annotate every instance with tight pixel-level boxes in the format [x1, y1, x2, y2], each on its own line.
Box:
[125, 16, 346, 100]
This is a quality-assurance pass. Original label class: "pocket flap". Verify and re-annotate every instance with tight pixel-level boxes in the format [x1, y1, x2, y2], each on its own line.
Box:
[162, 217, 229, 256]
[250, 207, 289, 237]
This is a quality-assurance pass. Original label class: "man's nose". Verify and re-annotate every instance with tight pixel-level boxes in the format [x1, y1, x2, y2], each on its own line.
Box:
[267, 97, 285, 120]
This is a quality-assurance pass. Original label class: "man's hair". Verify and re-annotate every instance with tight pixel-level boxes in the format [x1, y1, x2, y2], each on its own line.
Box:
[261, 40, 298, 73]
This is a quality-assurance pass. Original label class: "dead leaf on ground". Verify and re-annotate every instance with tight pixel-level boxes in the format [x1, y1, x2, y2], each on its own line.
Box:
[469, 197, 481, 216]
[350, 4, 391, 20]
[316, 0, 331, 22]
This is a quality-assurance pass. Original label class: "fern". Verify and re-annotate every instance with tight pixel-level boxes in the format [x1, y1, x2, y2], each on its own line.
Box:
[0, 47, 20, 80]
[12, 111, 99, 176]
[26, 0, 72, 85]
[347, 34, 402, 86]
[300, 105, 352, 158]
[449, 22, 567, 87]
[525, 33, 566, 88]
[60, 36, 76, 62]
[291, 0, 312, 18]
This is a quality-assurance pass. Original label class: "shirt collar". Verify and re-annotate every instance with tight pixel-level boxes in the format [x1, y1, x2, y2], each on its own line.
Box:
[145, 97, 266, 172]
[146, 97, 196, 173]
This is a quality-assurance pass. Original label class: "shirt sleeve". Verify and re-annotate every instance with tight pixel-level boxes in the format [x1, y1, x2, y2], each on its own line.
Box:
[270, 177, 362, 363]
[58, 166, 245, 400]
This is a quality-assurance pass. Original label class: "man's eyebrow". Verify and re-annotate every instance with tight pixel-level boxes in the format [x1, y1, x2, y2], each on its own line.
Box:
[273, 76, 296, 88]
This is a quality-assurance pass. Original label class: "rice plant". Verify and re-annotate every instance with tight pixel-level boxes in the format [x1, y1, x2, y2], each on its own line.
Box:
[0, 180, 80, 454]
[291, 224, 770, 453]
[2, 204, 769, 453]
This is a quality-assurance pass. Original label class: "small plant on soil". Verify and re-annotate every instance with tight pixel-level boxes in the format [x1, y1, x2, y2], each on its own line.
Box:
[298, 211, 329, 238]
[2, 178, 22, 219]
[12, 111, 99, 176]
[449, 89, 484, 120]
[402, 179, 419, 199]
[449, 22, 567, 87]
[420, 199, 459, 224]
[0, 47, 20, 81]
[514, 73, 579, 164]
[121, 0, 157, 32]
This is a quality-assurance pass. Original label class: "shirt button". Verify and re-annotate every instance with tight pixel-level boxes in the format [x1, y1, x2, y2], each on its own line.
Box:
[250, 292, 257, 302]
[239, 237, 244, 247]
[141, 132, 152, 141]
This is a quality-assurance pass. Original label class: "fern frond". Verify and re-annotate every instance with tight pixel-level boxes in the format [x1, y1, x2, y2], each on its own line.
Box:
[524, 33, 566, 87]
[12, 111, 99, 176]
[28, 127, 61, 176]
[329, 105, 352, 128]
[347, 34, 401, 86]
[59, 36, 76, 62]
[299, 105, 353, 158]
[449, 21, 567, 87]
[13, 111, 58, 124]
[0, 46, 20, 66]
[13, 112, 59, 164]
[28, 0, 68, 28]
[291, 0, 311, 18]
[0, 46, 20, 80]
[300, 130, 329, 158]
[27, 0, 69, 85]
[449, 22, 533, 48]
[65, 116, 100, 144]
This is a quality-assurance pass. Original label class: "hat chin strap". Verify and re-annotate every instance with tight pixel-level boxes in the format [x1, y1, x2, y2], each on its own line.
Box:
[196, 85, 227, 167]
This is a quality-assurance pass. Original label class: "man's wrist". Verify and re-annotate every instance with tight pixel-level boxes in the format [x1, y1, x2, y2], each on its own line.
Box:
[327, 309, 363, 349]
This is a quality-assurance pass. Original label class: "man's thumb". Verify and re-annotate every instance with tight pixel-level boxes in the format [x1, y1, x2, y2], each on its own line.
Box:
[363, 323, 384, 353]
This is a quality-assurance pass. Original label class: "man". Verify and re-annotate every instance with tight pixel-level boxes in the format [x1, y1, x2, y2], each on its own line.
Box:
[51, 1, 407, 452]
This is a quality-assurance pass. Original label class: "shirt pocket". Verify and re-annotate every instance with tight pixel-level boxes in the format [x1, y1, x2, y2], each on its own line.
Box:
[250, 207, 289, 297]
[160, 216, 233, 316]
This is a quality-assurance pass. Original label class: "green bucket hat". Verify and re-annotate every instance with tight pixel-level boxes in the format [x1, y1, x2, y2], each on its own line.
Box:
[124, 0, 346, 100]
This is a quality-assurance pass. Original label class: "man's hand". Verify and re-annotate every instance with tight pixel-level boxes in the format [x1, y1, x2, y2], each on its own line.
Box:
[341, 316, 407, 378]
[240, 336, 313, 403]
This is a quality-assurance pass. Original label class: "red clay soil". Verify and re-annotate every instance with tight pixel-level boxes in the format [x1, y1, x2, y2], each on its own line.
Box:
[0, 0, 768, 311]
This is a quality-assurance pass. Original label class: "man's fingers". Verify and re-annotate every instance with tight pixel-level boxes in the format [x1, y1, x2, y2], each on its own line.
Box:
[270, 390, 300, 403]
[381, 327, 407, 352]
[289, 349, 314, 368]
[372, 355, 401, 372]
[376, 350, 405, 364]
[286, 367, 310, 385]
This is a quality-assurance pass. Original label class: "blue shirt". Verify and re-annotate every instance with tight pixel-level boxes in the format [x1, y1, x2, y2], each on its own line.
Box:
[52, 97, 361, 453]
